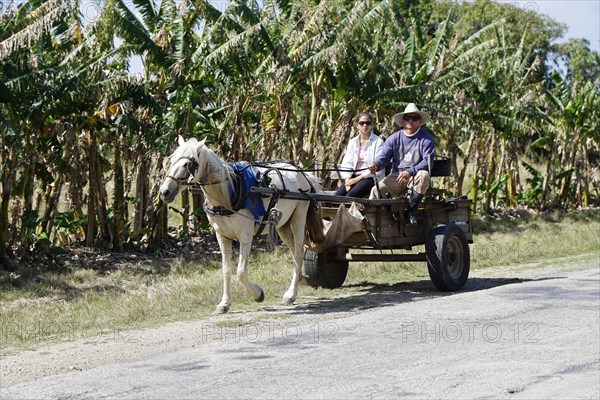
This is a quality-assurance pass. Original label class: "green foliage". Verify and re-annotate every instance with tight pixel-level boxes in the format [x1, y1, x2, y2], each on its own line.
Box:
[0, 0, 599, 260]
[516, 161, 543, 207]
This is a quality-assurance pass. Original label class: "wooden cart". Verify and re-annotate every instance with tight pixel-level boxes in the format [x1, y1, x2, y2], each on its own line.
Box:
[251, 185, 473, 292]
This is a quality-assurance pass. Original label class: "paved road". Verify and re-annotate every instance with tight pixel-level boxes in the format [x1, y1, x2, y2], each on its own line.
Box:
[1, 265, 599, 399]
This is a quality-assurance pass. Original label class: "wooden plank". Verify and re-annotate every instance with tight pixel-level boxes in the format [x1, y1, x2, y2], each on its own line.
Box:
[343, 253, 428, 262]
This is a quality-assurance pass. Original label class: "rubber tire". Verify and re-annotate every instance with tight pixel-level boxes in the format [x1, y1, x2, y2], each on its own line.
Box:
[303, 249, 349, 289]
[426, 223, 470, 291]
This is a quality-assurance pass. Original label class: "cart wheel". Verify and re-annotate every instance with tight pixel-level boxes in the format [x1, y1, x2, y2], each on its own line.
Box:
[426, 223, 470, 291]
[303, 250, 349, 289]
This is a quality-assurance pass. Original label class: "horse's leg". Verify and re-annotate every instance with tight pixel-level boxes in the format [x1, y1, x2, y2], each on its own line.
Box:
[215, 233, 233, 314]
[237, 240, 265, 303]
[278, 212, 307, 306]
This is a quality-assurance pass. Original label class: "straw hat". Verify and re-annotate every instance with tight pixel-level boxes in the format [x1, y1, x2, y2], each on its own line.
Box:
[393, 103, 431, 126]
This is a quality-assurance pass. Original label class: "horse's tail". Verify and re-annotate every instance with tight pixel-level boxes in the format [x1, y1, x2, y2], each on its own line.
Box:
[303, 174, 326, 245]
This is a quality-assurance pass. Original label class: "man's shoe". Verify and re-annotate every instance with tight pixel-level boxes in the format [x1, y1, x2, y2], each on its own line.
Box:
[407, 208, 418, 225]
[406, 192, 423, 226]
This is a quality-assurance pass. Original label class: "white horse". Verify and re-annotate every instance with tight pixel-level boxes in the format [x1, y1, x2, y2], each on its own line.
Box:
[159, 136, 325, 313]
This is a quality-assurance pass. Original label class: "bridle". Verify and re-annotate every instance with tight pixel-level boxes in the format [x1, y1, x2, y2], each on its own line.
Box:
[166, 156, 199, 186]
[166, 155, 230, 187]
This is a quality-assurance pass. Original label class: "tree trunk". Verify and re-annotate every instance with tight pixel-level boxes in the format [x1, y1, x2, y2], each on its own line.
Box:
[191, 191, 205, 234]
[94, 144, 111, 243]
[456, 131, 476, 197]
[180, 189, 189, 235]
[304, 71, 323, 166]
[41, 174, 63, 240]
[0, 148, 17, 262]
[539, 138, 557, 210]
[19, 133, 35, 244]
[505, 140, 518, 208]
[85, 130, 97, 247]
[559, 130, 581, 207]
[581, 143, 590, 207]
[133, 154, 148, 239]
[471, 136, 485, 212]
[323, 109, 354, 189]
[112, 134, 125, 251]
[145, 156, 167, 251]
[483, 131, 496, 213]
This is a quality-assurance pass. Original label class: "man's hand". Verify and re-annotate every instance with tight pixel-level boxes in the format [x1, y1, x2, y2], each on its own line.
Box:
[396, 170, 411, 186]
[368, 164, 378, 174]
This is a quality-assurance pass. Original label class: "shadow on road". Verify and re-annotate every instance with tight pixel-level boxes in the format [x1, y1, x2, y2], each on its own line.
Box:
[284, 276, 560, 315]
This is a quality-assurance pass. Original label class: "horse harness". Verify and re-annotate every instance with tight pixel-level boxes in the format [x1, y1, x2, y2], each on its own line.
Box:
[188, 161, 318, 239]
[202, 162, 250, 217]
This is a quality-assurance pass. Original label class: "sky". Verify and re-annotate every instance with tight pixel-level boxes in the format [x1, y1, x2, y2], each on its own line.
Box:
[494, 0, 600, 53]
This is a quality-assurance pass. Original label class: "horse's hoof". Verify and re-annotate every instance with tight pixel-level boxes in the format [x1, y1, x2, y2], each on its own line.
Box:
[255, 289, 265, 303]
[214, 305, 230, 314]
[280, 297, 295, 306]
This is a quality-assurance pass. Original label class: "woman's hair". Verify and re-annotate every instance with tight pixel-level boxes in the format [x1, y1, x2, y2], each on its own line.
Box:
[355, 112, 373, 124]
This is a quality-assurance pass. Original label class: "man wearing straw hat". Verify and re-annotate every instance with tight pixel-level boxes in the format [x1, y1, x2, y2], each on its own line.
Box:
[368, 103, 434, 225]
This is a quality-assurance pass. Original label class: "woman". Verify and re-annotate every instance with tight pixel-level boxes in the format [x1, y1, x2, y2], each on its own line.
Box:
[335, 112, 385, 198]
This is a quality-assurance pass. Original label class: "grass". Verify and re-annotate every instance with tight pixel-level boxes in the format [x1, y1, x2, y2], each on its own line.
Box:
[471, 208, 600, 268]
[1, 209, 598, 353]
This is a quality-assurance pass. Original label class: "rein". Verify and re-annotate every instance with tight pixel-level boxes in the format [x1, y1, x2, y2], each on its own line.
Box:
[251, 161, 370, 174]
[169, 157, 370, 185]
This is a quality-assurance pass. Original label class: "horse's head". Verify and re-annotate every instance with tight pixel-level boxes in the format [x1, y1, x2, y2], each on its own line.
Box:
[159, 135, 205, 203]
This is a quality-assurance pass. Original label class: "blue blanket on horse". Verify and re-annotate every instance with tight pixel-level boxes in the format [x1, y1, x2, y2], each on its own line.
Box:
[229, 161, 266, 223]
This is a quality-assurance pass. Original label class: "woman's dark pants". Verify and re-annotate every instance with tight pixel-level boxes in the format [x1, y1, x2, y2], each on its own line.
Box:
[334, 177, 375, 198]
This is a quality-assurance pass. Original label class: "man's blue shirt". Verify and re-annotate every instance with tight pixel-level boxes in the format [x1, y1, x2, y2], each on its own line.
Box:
[373, 128, 435, 176]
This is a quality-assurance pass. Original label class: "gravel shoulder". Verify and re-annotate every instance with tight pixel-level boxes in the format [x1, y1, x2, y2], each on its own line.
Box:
[1, 254, 598, 398]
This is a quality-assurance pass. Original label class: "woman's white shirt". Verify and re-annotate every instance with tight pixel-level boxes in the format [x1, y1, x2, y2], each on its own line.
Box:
[338, 132, 385, 180]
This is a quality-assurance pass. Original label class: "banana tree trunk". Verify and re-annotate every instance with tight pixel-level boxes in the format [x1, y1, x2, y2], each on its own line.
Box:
[145, 157, 168, 252]
[471, 136, 485, 212]
[483, 131, 497, 213]
[540, 137, 558, 210]
[85, 129, 111, 245]
[323, 108, 354, 189]
[19, 133, 35, 243]
[191, 191, 205, 234]
[180, 189, 190, 235]
[559, 129, 581, 206]
[504, 140, 518, 208]
[112, 134, 125, 251]
[304, 71, 324, 166]
[95, 148, 111, 242]
[581, 143, 590, 207]
[456, 131, 476, 197]
[86, 130, 97, 247]
[133, 154, 149, 239]
[41, 173, 63, 239]
[0, 149, 17, 261]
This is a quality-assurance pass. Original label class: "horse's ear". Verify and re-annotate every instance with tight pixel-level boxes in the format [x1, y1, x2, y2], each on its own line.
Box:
[196, 138, 206, 150]
[178, 135, 185, 146]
